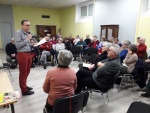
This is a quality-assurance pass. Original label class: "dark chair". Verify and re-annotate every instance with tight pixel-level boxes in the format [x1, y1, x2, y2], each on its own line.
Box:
[82, 48, 98, 62]
[118, 58, 146, 92]
[0, 63, 13, 81]
[127, 101, 150, 113]
[118, 73, 135, 93]
[70, 46, 82, 62]
[89, 71, 119, 102]
[43, 91, 89, 113]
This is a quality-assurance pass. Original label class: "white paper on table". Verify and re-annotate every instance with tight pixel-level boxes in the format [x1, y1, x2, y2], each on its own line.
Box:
[83, 63, 92, 68]
[34, 38, 46, 46]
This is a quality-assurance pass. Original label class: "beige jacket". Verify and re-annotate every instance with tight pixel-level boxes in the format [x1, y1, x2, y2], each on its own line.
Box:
[123, 53, 138, 73]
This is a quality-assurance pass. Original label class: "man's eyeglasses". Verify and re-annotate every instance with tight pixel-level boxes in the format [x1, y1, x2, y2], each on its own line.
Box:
[24, 25, 31, 27]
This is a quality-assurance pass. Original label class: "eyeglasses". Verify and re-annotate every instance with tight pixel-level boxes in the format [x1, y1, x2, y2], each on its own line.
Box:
[24, 24, 31, 27]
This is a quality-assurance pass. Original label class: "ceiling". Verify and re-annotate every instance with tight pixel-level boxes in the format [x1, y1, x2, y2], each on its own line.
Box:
[0, 0, 90, 9]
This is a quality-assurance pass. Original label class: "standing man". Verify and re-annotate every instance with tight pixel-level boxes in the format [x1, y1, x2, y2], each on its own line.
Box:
[15, 19, 34, 96]
[5, 38, 18, 69]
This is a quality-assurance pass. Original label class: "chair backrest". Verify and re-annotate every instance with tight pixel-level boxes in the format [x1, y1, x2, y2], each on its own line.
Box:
[52, 91, 89, 113]
[83, 47, 98, 56]
[107, 71, 120, 89]
[127, 101, 150, 113]
[70, 46, 82, 54]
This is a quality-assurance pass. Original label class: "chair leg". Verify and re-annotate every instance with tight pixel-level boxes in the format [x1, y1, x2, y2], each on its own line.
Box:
[7, 68, 14, 81]
[131, 76, 135, 93]
[118, 75, 124, 92]
[90, 90, 93, 99]
[106, 93, 109, 102]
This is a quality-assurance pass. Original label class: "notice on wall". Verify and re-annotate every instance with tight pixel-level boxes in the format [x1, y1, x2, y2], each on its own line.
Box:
[102, 29, 106, 37]
[108, 28, 113, 40]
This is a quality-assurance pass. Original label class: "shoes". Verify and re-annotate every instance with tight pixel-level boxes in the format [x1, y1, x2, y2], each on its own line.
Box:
[78, 63, 83, 69]
[22, 90, 34, 96]
[44, 64, 47, 69]
[141, 90, 150, 97]
[141, 87, 147, 92]
[27, 86, 33, 90]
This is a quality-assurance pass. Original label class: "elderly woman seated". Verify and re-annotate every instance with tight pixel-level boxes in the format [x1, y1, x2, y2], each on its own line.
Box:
[75, 45, 120, 93]
[120, 44, 138, 75]
[43, 50, 77, 112]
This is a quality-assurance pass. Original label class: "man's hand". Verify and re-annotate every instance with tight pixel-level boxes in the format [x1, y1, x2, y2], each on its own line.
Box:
[26, 34, 32, 41]
[145, 59, 150, 62]
[97, 62, 104, 68]
[88, 64, 95, 70]
[11, 54, 15, 57]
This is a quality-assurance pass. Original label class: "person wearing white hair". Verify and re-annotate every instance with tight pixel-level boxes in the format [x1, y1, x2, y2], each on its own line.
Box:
[55, 38, 65, 63]
[75, 45, 120, 93]
[120, 40, 131, 63]
[78, 42, 111, 71]
[88, 38, 94, 47]
[43, 50, 77, 112]
[5, 38, 18, 69]
[136, 37, 147, 60]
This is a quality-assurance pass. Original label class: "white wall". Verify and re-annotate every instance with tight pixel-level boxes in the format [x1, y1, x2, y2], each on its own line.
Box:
[93, 0, 141, 43]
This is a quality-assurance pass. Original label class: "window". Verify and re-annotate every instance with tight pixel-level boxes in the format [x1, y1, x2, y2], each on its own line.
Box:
[81, 4, 94, 17]
[75, 1, 94, 22]
[88, 4, 93, 16]
[81, 6, 87, 17]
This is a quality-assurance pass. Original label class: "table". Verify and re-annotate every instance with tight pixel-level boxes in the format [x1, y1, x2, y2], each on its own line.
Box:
[0, 72, 18, 113]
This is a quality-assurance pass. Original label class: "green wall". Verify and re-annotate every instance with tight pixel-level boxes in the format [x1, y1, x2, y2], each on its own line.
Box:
[60, 6, 93, 38]
[0, 5, 93, 48]
[60, 6, 76, 38]
[13, 5, 60, 35]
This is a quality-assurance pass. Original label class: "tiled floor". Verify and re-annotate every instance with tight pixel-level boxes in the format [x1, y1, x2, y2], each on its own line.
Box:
[0, 50, 149, 113]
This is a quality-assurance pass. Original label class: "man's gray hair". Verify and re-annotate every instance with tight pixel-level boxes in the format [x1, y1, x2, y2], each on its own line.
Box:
[112, 45, 121, 56]
[103, 42, 112, 48]
[58, 50, 73, 66]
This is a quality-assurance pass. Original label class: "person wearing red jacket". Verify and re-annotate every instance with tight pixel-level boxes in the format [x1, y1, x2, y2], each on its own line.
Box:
[40, 36, 52, 69]
[136, 37, 147, 60]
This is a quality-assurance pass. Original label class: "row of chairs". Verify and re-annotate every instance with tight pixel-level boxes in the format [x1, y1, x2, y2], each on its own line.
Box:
[70, 46, 98, 62]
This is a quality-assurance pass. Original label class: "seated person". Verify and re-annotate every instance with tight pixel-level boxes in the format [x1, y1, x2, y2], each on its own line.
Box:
[84, 34, 90, 45]
[30, 38, 39, 68]
[76, 37, 87, 48]
[88, 38, 94, 47]
[50, 37, 57, 45]
[120, 44, 138, 75]
[68, 34, 74, 46]
[43, 50, 77, 112]
[63, 37, 72, 50]
[75, 45, 120, 93]
[119, 40, 131, 63]
[73, 35, 80, 46]
[93, 35, 100, 49]
[136, 37, 147, 60]
[141, 78, 150, 97]
[79, 42, 110, 72]
[5, 38, 17, 69]
[55, 38, 65, 62]
[39, 36, 52, 69]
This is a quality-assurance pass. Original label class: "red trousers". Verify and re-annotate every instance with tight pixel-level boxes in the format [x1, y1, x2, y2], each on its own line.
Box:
[17, 52, 32, 93]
